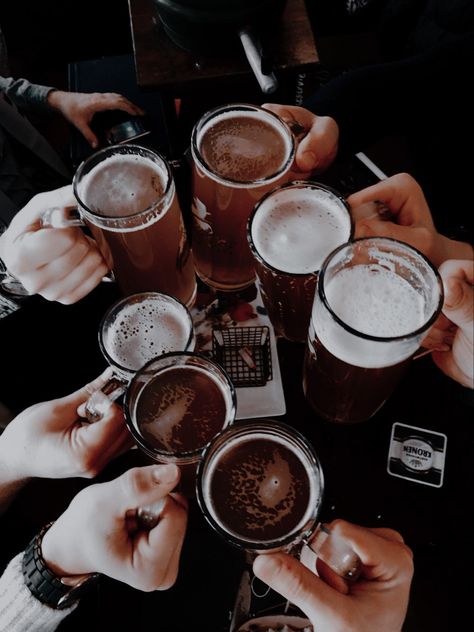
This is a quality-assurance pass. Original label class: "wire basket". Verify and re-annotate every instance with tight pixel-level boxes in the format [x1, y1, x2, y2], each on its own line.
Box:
[212, 326, 272, 388]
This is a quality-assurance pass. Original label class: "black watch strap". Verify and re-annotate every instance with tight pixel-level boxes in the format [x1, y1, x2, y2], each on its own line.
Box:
[22, 522, 98, 610]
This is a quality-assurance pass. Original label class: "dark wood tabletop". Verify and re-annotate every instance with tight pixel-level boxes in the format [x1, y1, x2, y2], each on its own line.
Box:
[128, 0, 319, 93]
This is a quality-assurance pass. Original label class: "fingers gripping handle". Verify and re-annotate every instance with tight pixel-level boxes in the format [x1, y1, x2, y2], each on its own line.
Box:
[40, 206, 85, 229]
[305, 524, 362, 582]
[0, 207, 85, 296]
[84, 374, 128, 423]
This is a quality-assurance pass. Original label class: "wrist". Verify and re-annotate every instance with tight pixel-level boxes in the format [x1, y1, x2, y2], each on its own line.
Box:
[46, 89, 65, 111]
[434, 234, 474, 268]
[23, 523, 98, 610]
[41, 523, 75, 577]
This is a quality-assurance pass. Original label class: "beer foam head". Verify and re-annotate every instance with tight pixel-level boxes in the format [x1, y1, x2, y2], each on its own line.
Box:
[79, 153, 168, 217]
[315, 264, 427, 368]
[196, 109, 293, 184]
[204, 433, 321, 543]
[251, 186, 351, 273]
[103, 297, 192, 372]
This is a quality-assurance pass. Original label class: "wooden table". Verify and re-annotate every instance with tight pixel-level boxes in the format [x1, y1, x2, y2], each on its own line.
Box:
[128, 0, 319, 94]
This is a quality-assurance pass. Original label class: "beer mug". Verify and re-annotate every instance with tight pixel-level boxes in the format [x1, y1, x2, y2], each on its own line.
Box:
[303, 237, 444, 423]
[248, 181, 353, 342]
[124, 351, 237, 496]
[190, 103, 296, 291]
[42, 144, 197, 306]
[196, 420, 361, 580]
[85, 292, 195, 421]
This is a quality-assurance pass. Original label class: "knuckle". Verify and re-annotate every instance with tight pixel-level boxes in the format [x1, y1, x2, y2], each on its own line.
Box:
[120, 467, 148, 499]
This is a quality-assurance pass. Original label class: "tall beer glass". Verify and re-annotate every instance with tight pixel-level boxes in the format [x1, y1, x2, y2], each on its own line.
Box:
[303, 238, 444, 423]
[125, 351, 236, 495]
[191, 104, 296, 291]
[43, 144, 196, 306]
[196, 420, 361, 579]
[248, 181, 353, 342]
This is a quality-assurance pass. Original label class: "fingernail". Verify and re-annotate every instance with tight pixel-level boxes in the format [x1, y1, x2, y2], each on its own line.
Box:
[92, 141, 98, 149]
[152, 463, 179, 484]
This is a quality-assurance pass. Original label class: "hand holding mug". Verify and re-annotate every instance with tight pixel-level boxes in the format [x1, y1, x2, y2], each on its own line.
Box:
[0, 372, 132, 483]
[348, 173, 473, 267]
[253, 519, 414, 632]
[41, 464, 188, 590]
[0, 186, 109, 303]
[430, 259, 474, 388]
[262, 103, 339, 174]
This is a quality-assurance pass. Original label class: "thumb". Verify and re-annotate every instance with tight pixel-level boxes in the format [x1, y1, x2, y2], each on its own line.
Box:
[439, 260, 474, 329]
[111, 465, 181, 515]
[253, 553, 344, 624]
[58, 368, 116, 413]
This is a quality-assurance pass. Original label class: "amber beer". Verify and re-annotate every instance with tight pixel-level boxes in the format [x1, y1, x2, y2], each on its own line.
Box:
[197, 421, 323, 550]
[125, 352, 236, 495]
[191, 104, 295, 291]
[74, 144, 196, 306]
[248, 181, 352, 342]
[303, 238, 443, 423]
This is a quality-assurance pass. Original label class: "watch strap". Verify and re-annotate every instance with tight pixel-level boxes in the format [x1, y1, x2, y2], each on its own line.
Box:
[22, 522, 98, 610]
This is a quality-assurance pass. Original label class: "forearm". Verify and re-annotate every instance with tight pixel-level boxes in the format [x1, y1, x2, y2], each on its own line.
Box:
[0, 76, 55, 112]
[304, 33, 474, 155]
[0, 552, 75, 632]
[0, 447, 28, 515]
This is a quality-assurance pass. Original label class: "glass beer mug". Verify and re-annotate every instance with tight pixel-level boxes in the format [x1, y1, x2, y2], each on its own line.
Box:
[196, 420, 361, 580]
[190, 103, 296, 291]
[42, 144, 197, 306]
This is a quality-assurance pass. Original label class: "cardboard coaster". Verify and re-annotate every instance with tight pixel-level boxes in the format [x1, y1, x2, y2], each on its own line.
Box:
[387, 422, 447, 488]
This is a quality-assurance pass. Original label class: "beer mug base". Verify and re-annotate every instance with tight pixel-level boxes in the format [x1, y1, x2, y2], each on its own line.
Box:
[195, 268, 255, 293]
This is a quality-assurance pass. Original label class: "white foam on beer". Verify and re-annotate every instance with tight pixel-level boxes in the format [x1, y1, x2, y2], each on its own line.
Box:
[104, 299, 191, 372]
[196, 110, 293, 187]
[79, 154, 168, 218]
[315, 264, 427, 369]
[204, 433, 321, 543]
[251, 187, 351, 273]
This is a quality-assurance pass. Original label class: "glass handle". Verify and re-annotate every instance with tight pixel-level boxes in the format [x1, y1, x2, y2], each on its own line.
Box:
[304, 523, 362, 582]
[85, 374, 129, 422]
[40, 206, 85, 228]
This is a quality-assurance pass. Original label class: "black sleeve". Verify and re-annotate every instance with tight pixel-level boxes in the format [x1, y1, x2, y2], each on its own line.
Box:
[304, 32, 474, 155]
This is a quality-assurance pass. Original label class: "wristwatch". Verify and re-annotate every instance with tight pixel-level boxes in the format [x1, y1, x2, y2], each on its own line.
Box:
[22, 522, 99, 610]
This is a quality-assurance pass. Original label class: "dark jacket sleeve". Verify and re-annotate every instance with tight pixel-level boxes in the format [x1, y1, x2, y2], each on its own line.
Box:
[304, 32, 474, 155]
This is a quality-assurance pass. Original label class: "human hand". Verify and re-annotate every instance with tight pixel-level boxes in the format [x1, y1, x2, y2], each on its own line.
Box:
[0, 186, 109, 304]
[0, 372, 133, 483]
[429, 259, 474, 388]
[253, 520, 413, 632]
[348, 173, 473, 267]
[41, 464, 188, 591]
[262, 104, 339, 175]
[47, 90, 144, 148]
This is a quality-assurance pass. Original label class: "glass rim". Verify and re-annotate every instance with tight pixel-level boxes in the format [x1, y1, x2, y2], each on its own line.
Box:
[190, 103, 296, 187]
[196, 419, 325, 551]
[317, 236, 444, 343]
[124, 350, 237, 461]
[247, 180, 354, 278]
[98, 291, 195, 377]
[72, 144, 174, 224]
